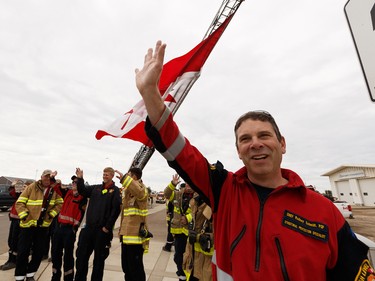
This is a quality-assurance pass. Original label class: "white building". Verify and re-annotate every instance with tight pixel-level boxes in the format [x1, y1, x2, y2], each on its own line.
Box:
[322, 165, 375, 206]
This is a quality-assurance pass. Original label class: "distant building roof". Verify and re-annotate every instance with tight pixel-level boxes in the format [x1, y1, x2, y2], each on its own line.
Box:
[0, 176, 35, 185]
[321, 164, 375, 176]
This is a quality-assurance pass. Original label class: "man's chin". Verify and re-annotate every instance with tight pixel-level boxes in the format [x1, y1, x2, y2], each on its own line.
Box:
[249, 167, 272, 178]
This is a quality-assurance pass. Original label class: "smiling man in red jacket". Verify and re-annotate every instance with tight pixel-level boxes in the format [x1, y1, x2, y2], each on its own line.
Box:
[133, 40, 375, 281]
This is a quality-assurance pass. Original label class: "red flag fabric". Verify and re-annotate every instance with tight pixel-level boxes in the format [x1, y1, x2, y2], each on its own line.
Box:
[95, 14, 234, 146]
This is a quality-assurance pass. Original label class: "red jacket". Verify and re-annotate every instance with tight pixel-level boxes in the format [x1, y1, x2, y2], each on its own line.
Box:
[145, 107, 372, 281]
[58, 190, 86, 227]
[9, 188, 20, 220]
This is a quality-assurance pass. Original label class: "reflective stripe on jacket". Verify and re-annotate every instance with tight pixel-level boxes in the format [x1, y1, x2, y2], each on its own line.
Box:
[16, 180, 63, 228]
[119, 176, 150, 251]
[164, 182, 191, 236]
[58, 189, 86, 226]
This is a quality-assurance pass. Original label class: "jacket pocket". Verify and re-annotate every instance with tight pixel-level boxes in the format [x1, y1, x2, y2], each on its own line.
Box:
[275, 237, 290, 281]
[230, 225, 246, 256]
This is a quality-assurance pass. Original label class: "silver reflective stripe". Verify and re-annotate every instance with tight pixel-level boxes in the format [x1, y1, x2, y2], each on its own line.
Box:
[161, 132, 185, 161]
[154, 106, 171, 130]
[212, 251, 234, 281]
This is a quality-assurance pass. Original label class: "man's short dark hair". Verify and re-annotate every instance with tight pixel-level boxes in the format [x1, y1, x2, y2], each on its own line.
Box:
[128, 167, 142, 180]
[234, 110, 282, 147]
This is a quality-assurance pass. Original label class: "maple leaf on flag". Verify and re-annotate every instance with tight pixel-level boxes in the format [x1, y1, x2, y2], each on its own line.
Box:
[95, 14, 234, 146]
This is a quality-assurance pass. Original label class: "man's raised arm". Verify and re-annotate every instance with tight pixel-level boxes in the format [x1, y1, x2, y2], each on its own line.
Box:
[135, 40, 167, 124]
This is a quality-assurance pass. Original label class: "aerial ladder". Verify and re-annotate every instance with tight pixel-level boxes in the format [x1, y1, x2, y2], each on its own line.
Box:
[129, 0, 244, 171]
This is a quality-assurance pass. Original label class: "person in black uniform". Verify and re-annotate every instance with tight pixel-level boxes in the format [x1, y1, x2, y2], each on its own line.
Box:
[74, 167, 121, 281]
[162, 199, 175, 252]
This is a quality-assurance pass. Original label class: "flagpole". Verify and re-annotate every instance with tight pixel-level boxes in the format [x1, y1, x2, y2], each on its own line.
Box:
[129, 0, 244, 171]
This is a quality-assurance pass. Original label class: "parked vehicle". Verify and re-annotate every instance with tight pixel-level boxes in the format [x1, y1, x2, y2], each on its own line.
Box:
[156, 191, 166, 204]
[0, 184, 16, 212]
[334, 200, 353, 219]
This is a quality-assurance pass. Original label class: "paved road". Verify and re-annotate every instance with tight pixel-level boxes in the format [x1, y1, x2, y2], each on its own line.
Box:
[347, 207, 375, 242]
[147, 203, 168, 243]
[0, 212, 10, 254]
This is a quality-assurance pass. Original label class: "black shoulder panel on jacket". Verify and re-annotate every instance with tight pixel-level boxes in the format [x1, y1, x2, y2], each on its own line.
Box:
[168, 159, 227, 213]
[326, 221, 370, 280]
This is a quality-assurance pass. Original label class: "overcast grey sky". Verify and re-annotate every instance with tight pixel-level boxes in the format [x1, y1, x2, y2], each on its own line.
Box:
[1, 0, 374, 192]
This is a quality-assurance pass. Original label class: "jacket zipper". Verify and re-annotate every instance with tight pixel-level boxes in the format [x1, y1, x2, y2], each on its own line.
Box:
[230, 225, 246, 257]
[275, 237, 290, 281]
[255, 200, 265, 271]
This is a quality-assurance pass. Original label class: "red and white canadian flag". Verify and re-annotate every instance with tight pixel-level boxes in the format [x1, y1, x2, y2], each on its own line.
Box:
[95, 14, 234, 146]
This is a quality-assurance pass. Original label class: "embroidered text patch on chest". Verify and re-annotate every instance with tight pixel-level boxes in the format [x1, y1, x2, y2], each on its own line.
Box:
[282, 210, 329, 242]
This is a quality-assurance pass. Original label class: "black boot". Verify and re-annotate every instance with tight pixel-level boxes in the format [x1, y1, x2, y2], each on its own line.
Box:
[1, 261, 16, 270]
[0, 252, 16, 270]
[162, 243, 172, 252]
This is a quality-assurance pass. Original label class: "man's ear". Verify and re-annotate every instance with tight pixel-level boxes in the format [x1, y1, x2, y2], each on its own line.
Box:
[281, 136, 286, 154]
[236, 144, 242, 160]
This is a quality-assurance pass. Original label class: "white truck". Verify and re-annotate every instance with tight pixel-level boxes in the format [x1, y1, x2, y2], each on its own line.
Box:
[333, 200, 354, 219]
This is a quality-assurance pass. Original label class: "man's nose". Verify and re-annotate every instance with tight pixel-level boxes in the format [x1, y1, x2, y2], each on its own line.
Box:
[250, 137, 263, 149]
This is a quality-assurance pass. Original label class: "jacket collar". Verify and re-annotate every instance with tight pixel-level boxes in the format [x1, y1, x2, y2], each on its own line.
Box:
[235, 166, 306, 195]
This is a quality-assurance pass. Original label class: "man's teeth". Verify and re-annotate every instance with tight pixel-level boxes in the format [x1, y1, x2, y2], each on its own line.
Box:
[253, 155, 267, 160]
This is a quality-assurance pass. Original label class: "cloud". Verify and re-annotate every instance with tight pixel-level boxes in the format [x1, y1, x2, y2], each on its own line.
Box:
[0, 0, 374, 192]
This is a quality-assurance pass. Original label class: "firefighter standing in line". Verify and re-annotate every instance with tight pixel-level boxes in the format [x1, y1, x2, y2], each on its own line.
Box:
[51, 175, 87, 281]
[164, 174, 194, 281]
[15, 170, 63, 281]
[74, 167, 121, 281]
[162, 199, 175, 252]
[183, 193, 214, 281]
[0, 181, 31, 271]
[115, 167, 152, 281]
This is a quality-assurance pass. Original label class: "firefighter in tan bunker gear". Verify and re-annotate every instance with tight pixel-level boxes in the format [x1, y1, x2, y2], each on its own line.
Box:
[116, 167, 151, 281]
[183, 192, 214, 281]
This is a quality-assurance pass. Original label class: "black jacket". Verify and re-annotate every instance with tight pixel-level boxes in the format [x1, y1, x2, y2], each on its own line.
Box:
[77, 178, 121, 232]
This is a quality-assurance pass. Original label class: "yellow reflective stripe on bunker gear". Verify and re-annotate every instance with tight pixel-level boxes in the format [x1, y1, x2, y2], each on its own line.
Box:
[48, 199, 58, 205]
[122, 235, 150, 244]
[41, 220, 53, 227]
[140, 189, 148, 201]
[25, 199, 43, 206]
[20, 219, 38, 228]
[17, 196, 28, 203]
[20, 219, 53, 228]
[194, 242, 214, 255]
[18, 211, 28, 219]
[123, 208, 148, 216]
[171, 227, 188, 236]
[122, 176, 133, 189]
[168, 182, 175, 191]
[186, 213, 193, 222]
[49, 209, 58, 217]
[173, 206, 191, 215]
[174, 206, 182, 214]
[55, 197, 64, 204]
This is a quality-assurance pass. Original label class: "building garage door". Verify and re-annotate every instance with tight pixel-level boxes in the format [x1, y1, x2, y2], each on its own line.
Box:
[336, 180, 353, 203]
[358, 178, 375, 206]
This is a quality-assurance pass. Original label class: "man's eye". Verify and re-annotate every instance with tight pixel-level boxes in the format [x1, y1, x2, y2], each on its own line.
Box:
[239, 137, 250, 142]
[259, 133, 271, 139]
